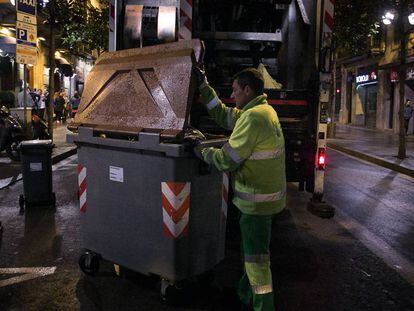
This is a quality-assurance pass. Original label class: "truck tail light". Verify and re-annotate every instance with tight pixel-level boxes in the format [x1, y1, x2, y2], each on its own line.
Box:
[317, 148, 326, 169]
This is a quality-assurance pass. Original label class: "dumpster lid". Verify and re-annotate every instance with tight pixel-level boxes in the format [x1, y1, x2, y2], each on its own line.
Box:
[69, 39, 204, 141]
[19, 139, 53, 149]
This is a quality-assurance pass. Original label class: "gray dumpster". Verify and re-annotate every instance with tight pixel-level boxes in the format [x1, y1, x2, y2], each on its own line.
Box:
[67, 40, 228, 289]
[19, 140, 55, 210]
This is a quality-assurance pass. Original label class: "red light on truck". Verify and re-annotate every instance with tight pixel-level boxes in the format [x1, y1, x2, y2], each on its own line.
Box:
[317, 148, 326, 169]
[319, 154, 325, 165]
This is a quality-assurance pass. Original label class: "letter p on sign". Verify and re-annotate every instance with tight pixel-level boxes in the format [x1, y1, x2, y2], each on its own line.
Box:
[18, 29, 27, 41]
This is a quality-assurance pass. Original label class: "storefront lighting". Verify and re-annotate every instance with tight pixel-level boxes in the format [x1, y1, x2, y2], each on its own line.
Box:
[356, 81, 378, 90]
[38, 37, 46, 41]
[0, 28, 11, 36]
[408, 13, 414, 25]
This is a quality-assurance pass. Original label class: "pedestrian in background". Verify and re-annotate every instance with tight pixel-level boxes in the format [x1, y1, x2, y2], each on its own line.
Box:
[404, 99, 413, 135]
[17, 88, 34, 108]
[407, 100, 414, 135]
[54, 92, 65, 123]
[69, 91, 80, 118]
[61, 91, 69, 122]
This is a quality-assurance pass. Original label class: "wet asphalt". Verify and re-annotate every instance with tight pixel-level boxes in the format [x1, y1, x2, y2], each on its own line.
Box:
[0, 152, 413, 310]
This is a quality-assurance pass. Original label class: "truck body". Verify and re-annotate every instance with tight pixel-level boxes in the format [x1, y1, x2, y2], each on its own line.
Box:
[108, 0, 334, 211]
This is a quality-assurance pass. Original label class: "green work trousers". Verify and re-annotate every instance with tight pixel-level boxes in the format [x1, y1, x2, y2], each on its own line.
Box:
[238, 213, 274, 311]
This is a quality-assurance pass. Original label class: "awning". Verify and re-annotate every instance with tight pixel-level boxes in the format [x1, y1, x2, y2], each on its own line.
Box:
[0, 36, 16, 55]
[55, 56, 73, 77]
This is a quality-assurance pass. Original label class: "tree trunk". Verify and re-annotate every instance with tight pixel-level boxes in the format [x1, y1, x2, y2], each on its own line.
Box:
[398, 0, 407, 159]
[47, 0, 56, 141]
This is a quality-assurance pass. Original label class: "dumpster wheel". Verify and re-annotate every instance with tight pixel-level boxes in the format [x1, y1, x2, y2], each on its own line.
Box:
[79, 252, 100, 276]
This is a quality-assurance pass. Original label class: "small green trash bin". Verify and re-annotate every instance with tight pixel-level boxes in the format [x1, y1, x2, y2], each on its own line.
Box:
[19, 140, 55, 210]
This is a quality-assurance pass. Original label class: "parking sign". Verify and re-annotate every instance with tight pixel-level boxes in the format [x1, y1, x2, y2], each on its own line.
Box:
[16, 0, 37, 64]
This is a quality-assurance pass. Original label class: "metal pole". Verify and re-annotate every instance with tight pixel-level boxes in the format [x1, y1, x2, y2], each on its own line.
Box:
[23, 64, 27, 131]
[398, 0, 407, 159]
[47, 0, 56, 141]
[11, 58, 14, 102]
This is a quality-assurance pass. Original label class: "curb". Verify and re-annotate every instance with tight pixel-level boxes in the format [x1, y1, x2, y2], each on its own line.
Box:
[0, 147, 77, 190]
[327, 143, 414, 178]
[52, 147, 77, 165]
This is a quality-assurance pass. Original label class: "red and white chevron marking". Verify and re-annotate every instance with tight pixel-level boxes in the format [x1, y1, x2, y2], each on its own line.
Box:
[323, 0, 334, 33]
[222, 173, 229, 218]
[162, 182, 191, 239]
[78, 165, 87, 213]
[179, 0, 192, 40]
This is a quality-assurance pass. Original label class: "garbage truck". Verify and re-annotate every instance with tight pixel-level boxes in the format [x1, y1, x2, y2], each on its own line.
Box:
[107, 0, 335, 217]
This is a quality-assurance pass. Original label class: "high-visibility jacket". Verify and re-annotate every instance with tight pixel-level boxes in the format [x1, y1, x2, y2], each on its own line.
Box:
[199, 84, 286, 215]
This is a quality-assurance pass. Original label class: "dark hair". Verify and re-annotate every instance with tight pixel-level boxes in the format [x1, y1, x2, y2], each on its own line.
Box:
[233, 68, 264, 96]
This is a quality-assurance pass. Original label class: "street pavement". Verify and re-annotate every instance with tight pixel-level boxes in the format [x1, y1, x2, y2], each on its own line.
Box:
[0, 155, 414, 310]
[328, 124, 414, 177]
[1, 122, 414, 310]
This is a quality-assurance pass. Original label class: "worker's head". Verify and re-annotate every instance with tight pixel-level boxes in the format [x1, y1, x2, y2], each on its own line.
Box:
[231, 68, 264, 109]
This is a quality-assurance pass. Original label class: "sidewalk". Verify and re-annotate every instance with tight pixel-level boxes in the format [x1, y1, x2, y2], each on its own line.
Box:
[51, 121, 77, 163]
[328, 124, 414, 178]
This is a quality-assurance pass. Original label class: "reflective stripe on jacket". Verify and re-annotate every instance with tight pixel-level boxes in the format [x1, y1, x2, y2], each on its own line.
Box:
[200, 84, 286, 215]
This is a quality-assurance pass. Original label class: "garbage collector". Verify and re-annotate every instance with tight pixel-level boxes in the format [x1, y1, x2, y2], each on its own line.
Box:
[193, 66, 286, 310]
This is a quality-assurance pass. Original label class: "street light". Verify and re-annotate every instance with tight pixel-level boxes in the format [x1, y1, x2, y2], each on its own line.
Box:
[382, 17, 392, 25]
[382, 10, 414, 25]
[408, 12, 414, 25]
[382, 11, 395, 25]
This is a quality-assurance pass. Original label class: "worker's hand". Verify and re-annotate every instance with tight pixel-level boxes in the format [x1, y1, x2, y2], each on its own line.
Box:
[201, 147, 214, 165]
[192, 66, 208, 88]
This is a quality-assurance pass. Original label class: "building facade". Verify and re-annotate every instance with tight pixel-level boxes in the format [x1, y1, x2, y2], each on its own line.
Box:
[337, 23, 414, 134]
[0, 0, 97, 106]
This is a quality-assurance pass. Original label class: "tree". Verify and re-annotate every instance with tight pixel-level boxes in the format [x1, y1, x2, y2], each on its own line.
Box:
[334, 0, 390, 55]
[61, 0, 109, 56]
[41, 0, 108, 139]
[84, 0, 109, 56]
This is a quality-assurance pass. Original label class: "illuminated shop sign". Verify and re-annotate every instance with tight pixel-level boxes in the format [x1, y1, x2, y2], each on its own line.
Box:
[356, 70, 377, 84]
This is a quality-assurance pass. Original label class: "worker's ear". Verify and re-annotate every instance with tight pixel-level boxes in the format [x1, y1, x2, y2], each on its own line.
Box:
[244, 85, 252, 96]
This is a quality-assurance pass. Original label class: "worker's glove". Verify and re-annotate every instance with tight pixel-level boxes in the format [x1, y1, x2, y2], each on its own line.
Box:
[193, 145, 213, 163]
[193, 144, 204, 160]
[201, 147, 214, 165]
[192, 66, 208, 88]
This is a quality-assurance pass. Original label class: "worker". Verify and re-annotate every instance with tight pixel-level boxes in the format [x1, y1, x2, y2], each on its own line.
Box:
[193, 66, 286, 310]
